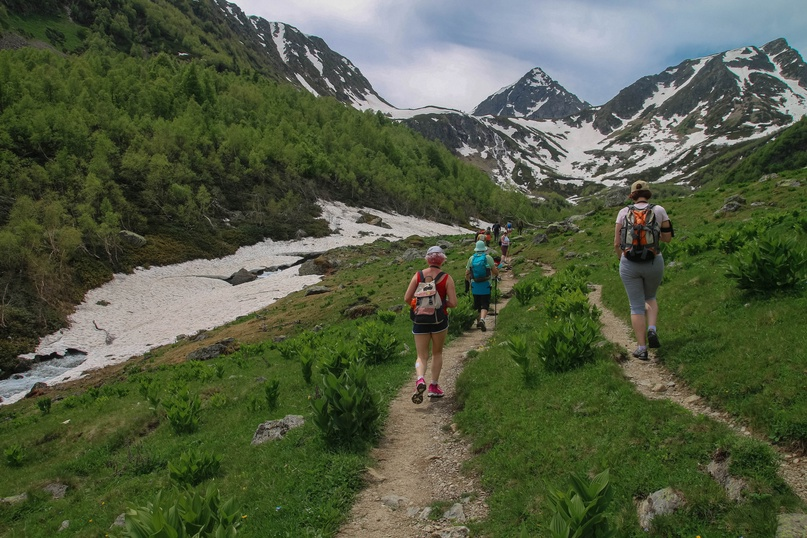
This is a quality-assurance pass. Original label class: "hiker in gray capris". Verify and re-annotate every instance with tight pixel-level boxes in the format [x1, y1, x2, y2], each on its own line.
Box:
[614, 180, 673, 360]
[619, 257, 664, 316]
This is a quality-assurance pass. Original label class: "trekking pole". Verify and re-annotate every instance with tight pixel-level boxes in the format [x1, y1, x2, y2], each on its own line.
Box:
[492, 277, 498, 330]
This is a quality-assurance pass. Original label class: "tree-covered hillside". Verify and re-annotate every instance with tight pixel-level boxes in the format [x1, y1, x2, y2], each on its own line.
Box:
[0, 7, 553, 371]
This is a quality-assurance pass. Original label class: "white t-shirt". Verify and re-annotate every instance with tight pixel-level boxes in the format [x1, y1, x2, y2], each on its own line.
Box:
[615, 202, 670, 225]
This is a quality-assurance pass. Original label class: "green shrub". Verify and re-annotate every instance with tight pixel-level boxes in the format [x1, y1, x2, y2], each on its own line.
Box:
[546, 469, 615, 538]
[506, 335, 536, 387]
[548, 266, 590, 297]
[124, 485, 241, 537]
[513, 281, 539, 305]
[37, 397, 52, 415]
[357, 321, 400, 364]
[300, 346, 315, 384]
[4, 443, 25, 467]
[726, 234, 807, 294]
[138, 377, 162, 412]
[448, 294, 477, 337]
[264, 380, 280, 411]
[163, 389, 202, 434]
[545, 288, 600, 321]
[168, 448, 222, 486]
[276, 339, 302, 361]
[317, 341, 355, 378]
[376, 310, 397, 325]
[311, 362, 379, 448]
[536, 314, 601, 373]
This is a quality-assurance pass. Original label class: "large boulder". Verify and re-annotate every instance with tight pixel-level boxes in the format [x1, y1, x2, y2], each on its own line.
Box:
[119, 230, 147, 247]
[298, 256, 338, 276]
[186, 338, 237, 361]
[226, 268, 257, 286]
[251, 415, 305, 445]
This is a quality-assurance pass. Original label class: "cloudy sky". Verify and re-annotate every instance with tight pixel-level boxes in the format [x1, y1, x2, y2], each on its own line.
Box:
[232, 0, 807, 113]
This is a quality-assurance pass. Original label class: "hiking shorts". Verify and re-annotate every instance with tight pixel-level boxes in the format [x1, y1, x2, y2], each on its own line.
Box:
[473, 293, 491, 312]
[412, 317, 449, 334]
[619, 255, 664, 315]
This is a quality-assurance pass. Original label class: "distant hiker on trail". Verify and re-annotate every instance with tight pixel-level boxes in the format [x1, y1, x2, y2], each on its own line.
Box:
[485, 227, 492, 245]
[465, 240, 499, 333]
[404, 246, 458, 404]
[506, 221, 513, 233]
[517, 219, 524, 235]
[492, 222, 501, 243]
[614, 180, 674, 361]
[500, 231, 511, 265]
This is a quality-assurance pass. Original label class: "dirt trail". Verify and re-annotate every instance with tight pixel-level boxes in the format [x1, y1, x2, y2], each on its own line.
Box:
[589, 284, 807, 502]
[337, 269, 518, 538]
[337, 274, 807, 538]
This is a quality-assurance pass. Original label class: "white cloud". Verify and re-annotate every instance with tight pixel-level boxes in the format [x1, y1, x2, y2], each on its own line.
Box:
[231, 0, 807, 110]
[362, 45, 533, 112]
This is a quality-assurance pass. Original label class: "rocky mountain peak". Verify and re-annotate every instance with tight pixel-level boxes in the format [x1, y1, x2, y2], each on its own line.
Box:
[472, 66, 590, 120]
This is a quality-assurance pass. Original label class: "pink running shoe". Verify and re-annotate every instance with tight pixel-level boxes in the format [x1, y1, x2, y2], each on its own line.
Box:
[427, 383, 444, 398]
[412, 377, 426, 404]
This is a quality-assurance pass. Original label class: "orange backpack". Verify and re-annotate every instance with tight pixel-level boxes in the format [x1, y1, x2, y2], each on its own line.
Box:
[620, 204, 660, 261]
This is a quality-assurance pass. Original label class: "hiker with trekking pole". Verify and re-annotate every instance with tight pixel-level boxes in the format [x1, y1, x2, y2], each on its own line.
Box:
[614, 180, 674, 361]
[465, 240, 499, 332]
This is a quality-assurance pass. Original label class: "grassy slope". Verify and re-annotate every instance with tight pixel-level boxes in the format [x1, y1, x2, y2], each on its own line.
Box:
[453, 172, 807, 535]
[2, 169, 806, 536]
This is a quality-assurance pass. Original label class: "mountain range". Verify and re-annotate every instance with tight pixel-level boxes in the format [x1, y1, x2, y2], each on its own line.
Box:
[234, 4, 807, 196]
[4, 1, 805, 197]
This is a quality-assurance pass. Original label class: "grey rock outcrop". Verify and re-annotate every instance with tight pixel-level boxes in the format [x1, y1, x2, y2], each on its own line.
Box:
[251, 415, 305, 445]
[226, 268, 257, 285]
[186, 338, 237, 361]
[637, 487, 685, 531]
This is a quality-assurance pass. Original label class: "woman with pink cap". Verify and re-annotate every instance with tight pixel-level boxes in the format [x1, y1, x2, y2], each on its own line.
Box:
[403, 246, 458, 403]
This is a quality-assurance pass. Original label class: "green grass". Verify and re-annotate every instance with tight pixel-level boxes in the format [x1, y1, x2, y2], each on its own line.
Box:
[2, 172, 807, 536]
[454, 266, 801, 535]
[0, 13, 86, 53]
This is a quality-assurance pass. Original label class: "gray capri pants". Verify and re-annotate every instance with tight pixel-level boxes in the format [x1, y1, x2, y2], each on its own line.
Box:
[619, 255, 664, 315]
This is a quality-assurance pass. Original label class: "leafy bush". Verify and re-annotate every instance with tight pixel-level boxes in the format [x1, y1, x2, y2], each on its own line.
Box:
[506, 335, 536, 387]
[264, 380, 280, 411]
[163, 389, 202, 434]
[376, 310, 397, 325]
[317, 341, 355, 378]
[357, 321, 400, 364]
[300, 346, 315, 385]
[547, 266, 590, 297]
[536, 314, 601, 373]
[546, 469, 615, 538]
[448, 294, 477, 337]
[124, 485, 241, 538]
[168, 448, 222, 486]
[513, 281, 540, 306]
[4, 443, 25, 467]
[726, 234, 807, 294]
[276, 339, 302, 361]
[311, 362, 379, 448]
[138, 377, 162, 412]
[37, 397, 52, 415]
[545, 288, 600, 321]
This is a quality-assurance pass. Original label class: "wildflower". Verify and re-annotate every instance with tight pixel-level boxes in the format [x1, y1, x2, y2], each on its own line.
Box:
[241, 515, 248, 519]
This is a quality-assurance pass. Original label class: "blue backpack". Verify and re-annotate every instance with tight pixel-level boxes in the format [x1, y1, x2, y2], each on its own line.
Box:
[471, 253, 491, 283]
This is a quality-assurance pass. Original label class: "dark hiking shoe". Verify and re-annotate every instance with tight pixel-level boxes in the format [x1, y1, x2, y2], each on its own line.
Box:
[412, 377, 426, 404]
[632, 347, 649, 361]
[647, 330, 660, 348]
[478, 318, 486, 332]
